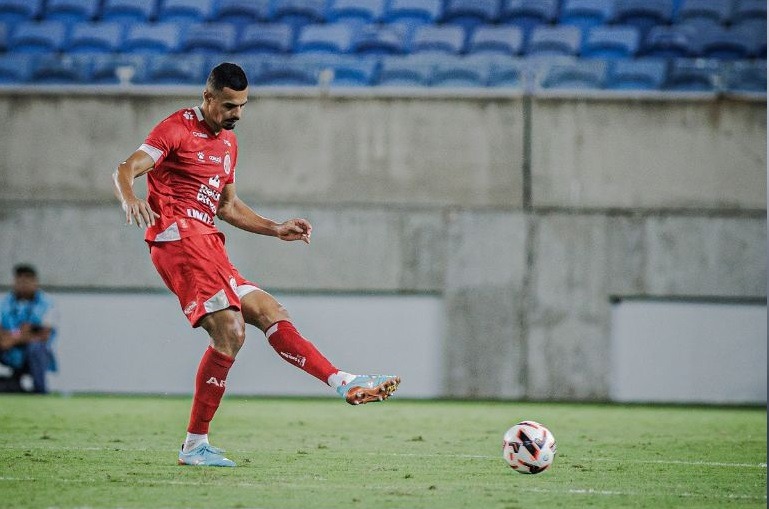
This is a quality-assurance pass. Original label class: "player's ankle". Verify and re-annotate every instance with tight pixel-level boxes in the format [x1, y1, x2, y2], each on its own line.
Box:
[327, 371, 356, 390]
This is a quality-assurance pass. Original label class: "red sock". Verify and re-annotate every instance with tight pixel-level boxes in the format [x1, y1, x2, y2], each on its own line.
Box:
[266, 320, 338, 385]
[187, 346, 234, 435]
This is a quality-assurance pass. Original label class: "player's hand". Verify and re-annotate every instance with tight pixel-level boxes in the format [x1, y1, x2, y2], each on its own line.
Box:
[276, 218, 312, 244]
[122, 198, 160, 228]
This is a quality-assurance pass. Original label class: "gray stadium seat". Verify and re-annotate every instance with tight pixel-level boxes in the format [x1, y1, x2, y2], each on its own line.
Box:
[527, 26, 582, 56]
[583, 26, 640, 58]
[411, 25, 466, 55]
[468, 26, 524, 56]
[605, 58, 667, 89]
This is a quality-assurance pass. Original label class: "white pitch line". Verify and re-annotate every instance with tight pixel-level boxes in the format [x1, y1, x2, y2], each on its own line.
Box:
[594, 457, 768, 469]
[520, 486, 767, 501]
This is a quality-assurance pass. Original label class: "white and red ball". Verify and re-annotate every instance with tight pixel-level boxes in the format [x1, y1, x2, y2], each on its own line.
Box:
[502, 421, 557, 474]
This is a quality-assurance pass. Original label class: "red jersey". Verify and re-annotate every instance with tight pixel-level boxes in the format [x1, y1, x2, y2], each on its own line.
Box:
[139, 106, 238, 242]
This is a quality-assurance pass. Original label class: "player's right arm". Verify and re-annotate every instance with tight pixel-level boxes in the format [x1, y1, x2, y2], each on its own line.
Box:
[112, 150, 160, 228]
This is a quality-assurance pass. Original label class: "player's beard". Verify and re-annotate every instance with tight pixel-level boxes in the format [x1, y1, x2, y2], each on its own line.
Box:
[222, 120, 237, 130]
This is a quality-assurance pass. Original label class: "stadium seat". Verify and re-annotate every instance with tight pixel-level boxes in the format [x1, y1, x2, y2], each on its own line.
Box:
[431, 55, 490, 87]
[384, 0, 443, 27]
[236, 23, 294, 53]
[352, 24, 408, 55]
[611, 0, 674, 36]
[30, 53, 88, 83]
[123, 23, 181, 53]
[137, 54, 207, 84]
[328, 0, 385, 23]
[157, 0, 214, 24]
[664, 58, 720, 91]
[539, 59, 607, 89]
[468, 26, 524, 56]
[583, 26, 640, 58]
[272, 0, 326, 28]
[560, 0, 614, 33]
[0, 22, 7, 52]
[442, 0, 500, 31]
[499, 0, 559, 35]
[732, 0, 766, 25]
[68, 22, 124, 53]
[293, 54, 379, 86]
[253, 56, 317, 85]
[527, 26, 582, 56]
[0, 0, 43, 25]
[101, 0, 157, 24]
[182, 23, 237, 53]
[605, 58, 667, 89]
[411, 25, 466, 55]
[44, 0, 101, 22]
[212, 0, 272, 25]
[487, 57, 526, 87]
[642, 25, 697, 57]
[723, 60, 766, 94]
[84, 53, 147, 84]
[676, 0, 732, 28]
[0, 53, 34, 83]
[377, 54, 434, 86]
[698, 26, 756, 59]
[9, 21, 68, 53]
[296, 23, 355, 54]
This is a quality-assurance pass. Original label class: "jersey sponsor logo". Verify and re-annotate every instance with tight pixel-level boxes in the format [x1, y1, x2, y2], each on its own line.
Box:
[209, 174, 221, 189]
[206, 376, 226, 388]
[208, 155, 222, 164]
[187, 208, 212, 224]
[183, 300, 197, 315]
[197, 152, 205, 161]
[192, 131, 209, 139]
[223, 153, 231, 175]
[196, 184, 220, 216]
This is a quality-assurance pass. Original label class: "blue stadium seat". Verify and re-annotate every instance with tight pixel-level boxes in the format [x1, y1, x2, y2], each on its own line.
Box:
[487, 57, 526, 87]
[0, 22, 7, 51]
[384, 0, 443, 27]
[293, 54, 379, 86]
[296, 22, 355, 53]
[611, 0, 674, 36]
[253, 56, 317, 85]
[101, 0, 157, 23]
[677, 0, 732, 28]
[732, 0, 766, 25]
[0, 0, 43, 25]
[735, 22, 766, 58]
[212, 0, 272, 25]
[30, 54, 89, 83]
[605, 58, 667, 89]
[328, 0, 385, 23]
[353, 24, 408, 55]
[83, 53, 147, 84]
[137, 54, 207, 84]
[560, 0, 614, 33]
[442, 0, 500, 31]
[377, 54, 434, 86]
[664, 58, 720, 91]
[540, 59, 607, 89]
[723, 60, 766, 94]
[698, 26, 755, 59]
[124, 22, 181, 53]
[45, 0, 101, 22]
[411, 25, 466, 54]
[9, 21, 68, 53]
[68, 22, 124, 53]
[431, 55, 490, 87]
[236, 23, 294, 53]
[643, 25, 697, 57]
[157, 0, 214, 24]
[500, 0, 559, 34]
[527, 26, 582, 56]
[583, 26, 640, 58]
[468, 26, 524, 56]
[182, 23, 237, 53]
[272, 0, 326, 28]
[0, 53, 34, 83]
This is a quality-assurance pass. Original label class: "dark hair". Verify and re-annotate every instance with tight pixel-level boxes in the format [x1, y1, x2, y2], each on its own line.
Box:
[13, 264, 37, 278]
[206, 63, 248, 92]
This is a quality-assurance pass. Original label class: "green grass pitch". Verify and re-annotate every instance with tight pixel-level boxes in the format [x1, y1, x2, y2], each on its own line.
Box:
[0, 395, 765, 508]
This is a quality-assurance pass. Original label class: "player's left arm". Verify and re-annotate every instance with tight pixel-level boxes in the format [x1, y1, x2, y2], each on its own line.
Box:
[216, 183, 311, 244]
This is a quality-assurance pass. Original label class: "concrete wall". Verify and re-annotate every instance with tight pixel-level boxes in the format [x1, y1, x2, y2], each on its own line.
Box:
[0, 91, 765, 401]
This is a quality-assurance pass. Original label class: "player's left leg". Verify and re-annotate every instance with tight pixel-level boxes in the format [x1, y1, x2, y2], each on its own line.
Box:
[239, 289, 400, 405]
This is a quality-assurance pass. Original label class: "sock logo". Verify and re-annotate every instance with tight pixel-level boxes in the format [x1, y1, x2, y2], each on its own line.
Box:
[279, 351, 306, 368]
[206, 376, 226, 388]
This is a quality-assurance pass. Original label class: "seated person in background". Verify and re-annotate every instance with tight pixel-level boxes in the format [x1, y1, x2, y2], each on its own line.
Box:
[0, 264, 58, 394]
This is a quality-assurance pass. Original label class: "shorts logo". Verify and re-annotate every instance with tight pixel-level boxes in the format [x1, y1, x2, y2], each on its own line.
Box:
[229, 277, 237, 291]
[183, 301, 197, 315]
[224, 153, 231, 175]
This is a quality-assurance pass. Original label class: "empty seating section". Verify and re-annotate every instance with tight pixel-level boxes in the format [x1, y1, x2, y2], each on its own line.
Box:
[0, 0, 762, 92]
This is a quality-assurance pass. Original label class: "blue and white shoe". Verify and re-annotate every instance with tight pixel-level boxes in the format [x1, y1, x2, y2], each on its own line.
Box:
[337, 375, 401, 405]
[178, 443, 236, 467]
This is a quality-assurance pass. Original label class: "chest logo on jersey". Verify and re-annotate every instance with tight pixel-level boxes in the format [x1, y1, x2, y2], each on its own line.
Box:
[197, 152, 204, 161]
[192, 131, 209, 139]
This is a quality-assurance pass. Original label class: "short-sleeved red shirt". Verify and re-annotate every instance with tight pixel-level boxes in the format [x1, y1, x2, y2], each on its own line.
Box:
[139, 106, 238, 243]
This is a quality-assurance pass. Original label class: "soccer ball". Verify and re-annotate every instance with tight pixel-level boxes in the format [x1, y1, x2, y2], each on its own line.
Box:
[502, 421, 557, 474]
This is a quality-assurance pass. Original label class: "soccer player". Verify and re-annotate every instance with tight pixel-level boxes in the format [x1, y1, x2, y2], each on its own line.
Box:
[112, 63, 400, 467]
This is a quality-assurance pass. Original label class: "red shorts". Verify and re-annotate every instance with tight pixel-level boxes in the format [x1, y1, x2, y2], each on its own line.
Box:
[149, 233, 259, 327]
